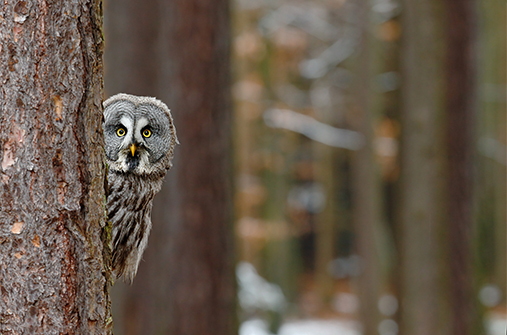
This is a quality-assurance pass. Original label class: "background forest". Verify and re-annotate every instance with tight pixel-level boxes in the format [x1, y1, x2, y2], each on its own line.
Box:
[103, 0, 506, 335]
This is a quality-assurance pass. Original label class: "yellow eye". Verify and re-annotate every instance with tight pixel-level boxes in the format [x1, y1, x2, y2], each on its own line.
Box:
[142, 129, 152, 138]
[117, 128, 126, 136]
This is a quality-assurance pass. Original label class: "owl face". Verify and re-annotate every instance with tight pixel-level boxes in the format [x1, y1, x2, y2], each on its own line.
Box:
[103, 94, 177, 175]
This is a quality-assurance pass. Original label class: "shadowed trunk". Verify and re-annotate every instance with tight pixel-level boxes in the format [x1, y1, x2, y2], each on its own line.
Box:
[0, 0, 111, 333]
[445, 0, 479, 334]
[105, 0, 236, 334]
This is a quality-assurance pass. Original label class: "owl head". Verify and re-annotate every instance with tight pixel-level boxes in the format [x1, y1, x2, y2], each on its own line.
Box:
[103, 93, 178, 176]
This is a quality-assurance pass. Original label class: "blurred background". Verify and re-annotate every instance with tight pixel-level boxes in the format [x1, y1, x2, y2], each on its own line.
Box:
[103, 0, 506, 334]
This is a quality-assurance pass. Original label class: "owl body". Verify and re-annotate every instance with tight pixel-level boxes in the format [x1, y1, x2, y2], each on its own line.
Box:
[103, 93, 177, 283]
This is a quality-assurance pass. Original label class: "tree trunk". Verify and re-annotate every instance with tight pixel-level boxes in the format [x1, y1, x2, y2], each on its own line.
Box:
[398, 0, 448, 333]
[444, 0, 479, 334]
[350, 2, 383, 333]
[0, 0, 111, 334]
[476, 0, 506, 298]
[156, 2, 235, 330]
[104, 0, 236, 334]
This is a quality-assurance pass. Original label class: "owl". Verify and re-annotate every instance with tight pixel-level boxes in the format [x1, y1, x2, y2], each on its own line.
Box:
[103, 93, 178, 283]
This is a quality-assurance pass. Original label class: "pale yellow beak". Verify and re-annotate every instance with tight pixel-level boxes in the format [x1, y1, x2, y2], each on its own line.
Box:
[130, 144, 137, 156]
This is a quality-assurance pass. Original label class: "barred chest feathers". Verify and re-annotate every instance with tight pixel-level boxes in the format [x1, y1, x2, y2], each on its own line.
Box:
[107, 171, 164, 283]
[103, 93, 178, 283]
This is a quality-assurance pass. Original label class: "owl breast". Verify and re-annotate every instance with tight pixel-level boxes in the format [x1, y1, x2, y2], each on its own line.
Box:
[107, 170, 164, 283]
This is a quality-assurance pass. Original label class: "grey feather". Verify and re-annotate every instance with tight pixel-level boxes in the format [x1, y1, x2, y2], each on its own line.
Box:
[103, 93, 177, 283]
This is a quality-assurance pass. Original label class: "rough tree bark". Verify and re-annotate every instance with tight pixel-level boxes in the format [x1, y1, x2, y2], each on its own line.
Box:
[0, 0, 111, 334]
[105, 0, 236, 334]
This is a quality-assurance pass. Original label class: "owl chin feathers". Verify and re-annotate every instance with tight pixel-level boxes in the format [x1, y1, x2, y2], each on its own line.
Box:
[109, 148, 155, 175]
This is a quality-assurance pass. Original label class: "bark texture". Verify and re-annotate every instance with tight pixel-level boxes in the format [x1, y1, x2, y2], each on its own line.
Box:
[104, 0, 236, 334]
[0, 0, 111, 334]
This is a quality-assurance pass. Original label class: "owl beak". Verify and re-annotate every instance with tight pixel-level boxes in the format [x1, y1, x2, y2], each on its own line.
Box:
[130, 144, 137, 156]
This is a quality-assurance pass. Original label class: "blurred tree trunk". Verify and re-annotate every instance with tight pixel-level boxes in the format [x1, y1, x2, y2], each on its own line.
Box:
[476, 0, 506, 294]
[398, 0, 448, 334]
[315, 144, 337, 308]
[350, 2, 383, 333]
[105, 0, 236, 334]
[0, 0, 111, 333]
[444, 0, 479, 334]
[103, 0, 159, 97]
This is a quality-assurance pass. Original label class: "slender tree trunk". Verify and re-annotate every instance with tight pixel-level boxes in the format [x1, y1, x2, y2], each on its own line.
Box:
[105, 0, 236, 334]
[476, 0, 506, 295]
[398, 0, 448, 334]
[0, 0, 111, 334]
[444, 0, 479, 334]
[350, 2, 383, 333]
[315, 144, 337, 308]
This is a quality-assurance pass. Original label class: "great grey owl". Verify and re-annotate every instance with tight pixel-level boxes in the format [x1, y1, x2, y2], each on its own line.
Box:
[103, 93, 178, 283]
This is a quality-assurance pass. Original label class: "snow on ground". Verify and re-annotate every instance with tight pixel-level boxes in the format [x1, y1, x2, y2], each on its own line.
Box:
[240, 317, 506, 335]
[486, 313, 507, 335]
[237, 262, 506, 335]
[240, 318, 360, 335]
[279, 319, 359, 335]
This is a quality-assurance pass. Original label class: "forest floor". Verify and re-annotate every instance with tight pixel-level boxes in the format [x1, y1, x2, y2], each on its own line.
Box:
[238, 266, 506, 335]
[240, 315, 506, 335]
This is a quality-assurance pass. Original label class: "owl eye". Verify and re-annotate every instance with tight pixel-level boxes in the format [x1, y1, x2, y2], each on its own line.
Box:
[117, 128, 126, 137]
[142, 129, 152, 138]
